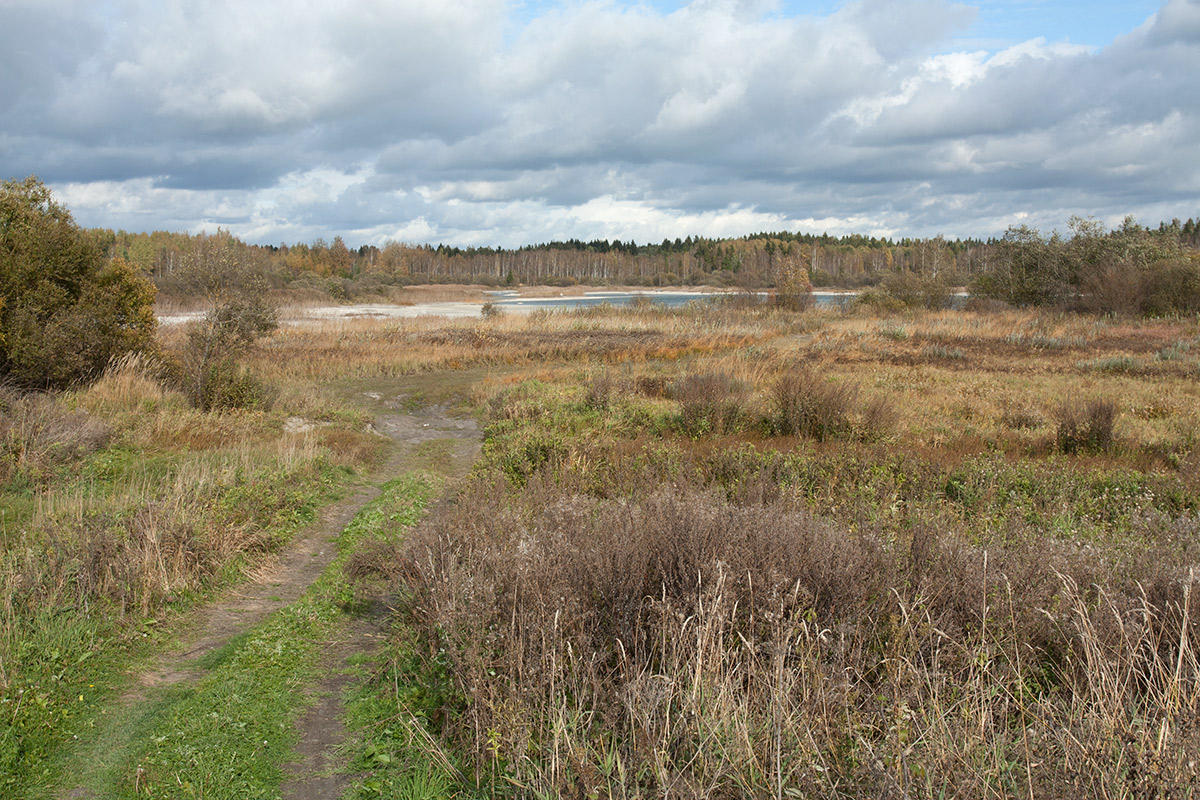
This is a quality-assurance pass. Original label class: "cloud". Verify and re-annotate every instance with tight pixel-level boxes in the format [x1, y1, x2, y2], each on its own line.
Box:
[2, 0, 1196, 246]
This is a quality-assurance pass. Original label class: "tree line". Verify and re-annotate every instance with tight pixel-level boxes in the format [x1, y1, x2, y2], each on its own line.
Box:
[96, 219, 1197, 304]
[4, 174, 1199, 389]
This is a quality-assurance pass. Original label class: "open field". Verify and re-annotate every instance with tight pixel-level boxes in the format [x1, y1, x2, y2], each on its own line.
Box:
[339, 302, 1200, 798]
[3, 299, 1200, 797]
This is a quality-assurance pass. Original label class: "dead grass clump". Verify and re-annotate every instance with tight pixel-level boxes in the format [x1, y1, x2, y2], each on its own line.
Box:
[78, 352, 173, 415]
[0, 386, 111, 486]
[583, 371, 617, 411]
[771, 368, 856, 440]
[344, 539, 403, 585]
[1001, 403, 1044, 431]
[859, 394, 899, 441]
[634, 374, 670, 398]
[1057, 398, 1119, 454]
[674, 371, 745, 436]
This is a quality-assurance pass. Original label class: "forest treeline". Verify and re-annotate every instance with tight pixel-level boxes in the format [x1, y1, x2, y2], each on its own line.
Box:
[100, 215, 1200, 313]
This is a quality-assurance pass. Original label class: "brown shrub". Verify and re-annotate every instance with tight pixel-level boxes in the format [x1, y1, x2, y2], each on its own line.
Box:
[673, 371, 745, 436]
[634, 374, 670, 398]
[582, 371, 616, 411]
[393, 469, 1200, 797]
[1000, 403, 1044, 430]
[859, 394, 899, 441]
[771, 368, 856, 440]
[1056, 397, 1118, 453]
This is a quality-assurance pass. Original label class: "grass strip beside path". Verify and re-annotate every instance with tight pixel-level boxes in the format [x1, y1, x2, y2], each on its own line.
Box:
[55, 474, 437, 800]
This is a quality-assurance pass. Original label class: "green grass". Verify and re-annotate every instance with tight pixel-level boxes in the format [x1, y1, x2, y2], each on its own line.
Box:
[339, 476, 474, 800]
[120, 592, 338, 798]
[0, 611, 127, 796]
[38, 473, 441, 800]
[342, 642, 469, 800]
[1, 455, 358, 796]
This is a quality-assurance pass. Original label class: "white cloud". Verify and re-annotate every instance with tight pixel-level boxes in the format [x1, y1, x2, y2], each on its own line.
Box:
[1, 0, 1195, 246]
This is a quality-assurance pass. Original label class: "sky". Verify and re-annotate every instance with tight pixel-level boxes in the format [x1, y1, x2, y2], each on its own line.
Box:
[1, 0, 1197, 248]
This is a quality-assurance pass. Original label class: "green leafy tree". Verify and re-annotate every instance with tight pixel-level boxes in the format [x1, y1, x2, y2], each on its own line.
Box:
[972, 226, 1067, 306]
[0, 176, 156, 389]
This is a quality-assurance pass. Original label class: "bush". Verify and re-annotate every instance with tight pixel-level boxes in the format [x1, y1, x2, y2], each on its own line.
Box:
[0, 386, 110, 486]
[1142, 255, 1200, 316]
[394, 467, 1200, 798]
[674, 371, 744, 436]
[171, 233, 278, 409]
[772, 368, 856, 440]
[582, 371, 616, 411]
[634, 374, 670, 398]
[0, 177, 157, 389]
[193, 359, 275, 411]
[772, 256, 813, 310]
[881, 271, 953, 309]
[1056, 398, 1118, 454]
[962, 296, 1012, 313]
[1001, 404, 1044, 431]
[852, 288, 906, 313]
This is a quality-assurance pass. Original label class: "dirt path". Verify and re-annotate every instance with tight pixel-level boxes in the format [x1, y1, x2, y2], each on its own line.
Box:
[279, 402, 480, 800]
[60, 394, 480, 800]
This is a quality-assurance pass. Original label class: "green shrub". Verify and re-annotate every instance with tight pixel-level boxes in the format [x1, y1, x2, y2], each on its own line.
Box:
[194, 359, 275, 412]
[0, 177, 157, 389]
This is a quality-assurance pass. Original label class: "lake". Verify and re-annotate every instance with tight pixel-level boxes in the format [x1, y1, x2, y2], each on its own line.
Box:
[158, 289, 862, 327]
[484, 289, 858, 312]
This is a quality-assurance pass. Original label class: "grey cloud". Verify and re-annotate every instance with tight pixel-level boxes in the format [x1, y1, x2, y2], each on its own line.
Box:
[1146, 0, 1200, 45]
[0, 3, 101, 113]
[4, 0, 1196, 247]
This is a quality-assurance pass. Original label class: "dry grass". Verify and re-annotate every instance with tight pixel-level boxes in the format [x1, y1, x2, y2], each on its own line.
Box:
[7, 294, 1200, 794]
[395, 466, 1200, 797]
[0, 386, 111, 487]
[388, 284, 491, 304]
[314, 300, 1200, 797]
[0, 352, 371, 696]
[238, 305, 777, 384]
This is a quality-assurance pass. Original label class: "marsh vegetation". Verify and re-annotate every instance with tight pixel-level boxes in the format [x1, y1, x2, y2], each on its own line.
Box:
[318, 303, 1200, 798]
[4, 179, 1200, 797]
[5, 293, 1200, 797]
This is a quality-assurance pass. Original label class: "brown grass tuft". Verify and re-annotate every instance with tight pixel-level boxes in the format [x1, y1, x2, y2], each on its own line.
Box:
[1056, 397, 1119, 454]
[771, 368, 856, 440]
[674, 371, 745, 436]
[0, 387, 111, 486]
